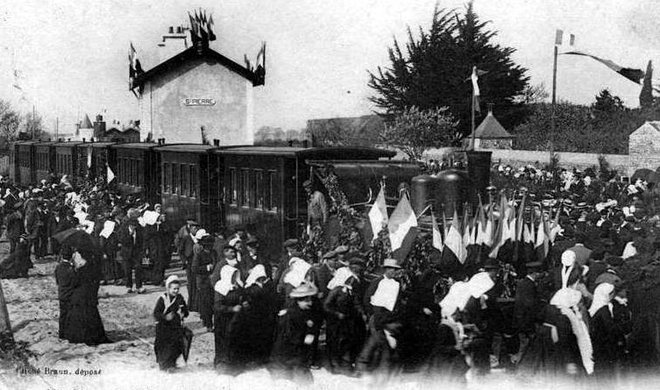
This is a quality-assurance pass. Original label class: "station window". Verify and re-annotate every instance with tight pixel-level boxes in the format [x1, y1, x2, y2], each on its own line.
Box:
[138, 160, 143, 186]
[255, 170, 263, 209]
[229, 168, 237, 205]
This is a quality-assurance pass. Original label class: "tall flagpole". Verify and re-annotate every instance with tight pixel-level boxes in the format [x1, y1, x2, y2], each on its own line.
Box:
[551, 43, 558, 154]
[471, 91, 476, 150]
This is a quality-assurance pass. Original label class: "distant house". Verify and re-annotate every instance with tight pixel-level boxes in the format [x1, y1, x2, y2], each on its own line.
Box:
[628, 121, 660, 175]
[306, 115, 384, 147]
[465, 107, 515, 150]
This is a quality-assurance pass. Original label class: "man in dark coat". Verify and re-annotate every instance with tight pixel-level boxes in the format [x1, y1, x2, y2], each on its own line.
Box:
[566, 233, 592, 267]
[118, 218, 145, 293]
[511, 261, 545, 365]
[55, 247, 77, 339]
[5, 202, 25, 254]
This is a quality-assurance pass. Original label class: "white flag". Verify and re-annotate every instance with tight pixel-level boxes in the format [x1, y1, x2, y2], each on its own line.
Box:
[432, 213, 443, 251]
[368, 187, 388, 240]
[107, 166, 115, 183]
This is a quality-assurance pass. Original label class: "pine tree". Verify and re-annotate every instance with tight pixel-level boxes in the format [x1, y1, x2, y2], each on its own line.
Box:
[640, 60, 654, 108]
[368, 2, 529, 136]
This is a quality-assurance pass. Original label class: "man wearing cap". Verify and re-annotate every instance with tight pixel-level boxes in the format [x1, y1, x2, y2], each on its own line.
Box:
[271, 282, 319, 383]
[357, 258, 403, 373]
[314, 250, 337, 299]
[245, 237, 270, 276]
[179, 221, 199, 310]
[511, 261, 545, 364]
[5, 201, 25, 254]
[118, 218, 146, 294]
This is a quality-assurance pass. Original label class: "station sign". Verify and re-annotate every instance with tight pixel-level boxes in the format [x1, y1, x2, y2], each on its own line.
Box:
[182, 98, 216, 106]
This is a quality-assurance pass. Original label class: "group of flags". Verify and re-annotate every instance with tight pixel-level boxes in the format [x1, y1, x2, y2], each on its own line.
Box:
[368, 186, 563, 266]
[188, 9, 217, 44]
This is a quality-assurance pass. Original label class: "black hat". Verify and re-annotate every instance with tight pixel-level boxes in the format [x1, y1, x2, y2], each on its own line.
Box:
[223, 244, 237, 252]
[245, 237, 259, 247]
[483, 258, 501, 270]
[200, 235, 215, 245]
[525, 261, 544, 271]
[283, 238, 299, 248]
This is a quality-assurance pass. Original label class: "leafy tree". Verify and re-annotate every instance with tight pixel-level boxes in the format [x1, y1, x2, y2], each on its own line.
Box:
[592, 89, 625, 113]
[380, 106, 459, 161]
[23, 111, 47, 140]
[640, 60, 654, 108]
[368, 2, 528, 136]
[0, 100, 21, 141]
[514, 83, 549, 104]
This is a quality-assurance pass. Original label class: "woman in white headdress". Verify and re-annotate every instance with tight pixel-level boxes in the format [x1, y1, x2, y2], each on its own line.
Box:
[213, 264, 245, 371]
[323, 267, 365, 374]
[522, 287, 593, 379]
[153, 275, 189, 371]
[233, 264, 278, 366]
[589, 282, 625, 377]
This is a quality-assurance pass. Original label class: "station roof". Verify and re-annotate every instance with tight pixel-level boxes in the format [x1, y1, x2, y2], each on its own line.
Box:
[135, 46, 258, 86]
[216, 146, 396, 159]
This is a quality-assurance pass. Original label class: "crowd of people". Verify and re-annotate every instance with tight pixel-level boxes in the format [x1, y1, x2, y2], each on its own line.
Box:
[2, 159, 660, 386]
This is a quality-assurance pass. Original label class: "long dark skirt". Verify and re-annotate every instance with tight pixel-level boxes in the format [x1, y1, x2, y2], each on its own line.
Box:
[196, 277, 213, 329]
[214, 312, 239, 367]
[326, 316, 366, 372]
[186, 265, 198, 312]
[154, 321, 185, 370]
[63, 303, 108, 345]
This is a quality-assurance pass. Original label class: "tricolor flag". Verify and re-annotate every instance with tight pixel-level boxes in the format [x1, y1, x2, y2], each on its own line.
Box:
[107, 166, 115, 183]
[534, 219, 549, 261]
[388, 193, 417, 251]
[562, 51, 645, 85]
[432, 212, 443, 251]
[368, 186, 389, 240]
[444, 209, 467, 264]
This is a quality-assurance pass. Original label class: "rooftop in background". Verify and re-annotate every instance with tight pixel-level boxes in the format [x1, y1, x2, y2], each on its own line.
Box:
[469, 108, 515, 139]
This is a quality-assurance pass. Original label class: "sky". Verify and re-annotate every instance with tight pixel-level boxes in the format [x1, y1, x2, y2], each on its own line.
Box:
[0, 0, 658, 134]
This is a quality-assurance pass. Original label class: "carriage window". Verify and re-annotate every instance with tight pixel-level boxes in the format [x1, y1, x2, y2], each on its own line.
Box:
[173, 164, 180, 195]
[241, 169, 250, 207]
[182, 164, 189, 197]
[190, 165, 197, 198]
[266, 170, 276, 212]
[255, 170, 263, 209]
[229, 168, 237, 205]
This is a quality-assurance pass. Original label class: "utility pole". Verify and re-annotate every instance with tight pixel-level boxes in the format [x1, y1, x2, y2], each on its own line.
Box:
[551, 44, 558, 153]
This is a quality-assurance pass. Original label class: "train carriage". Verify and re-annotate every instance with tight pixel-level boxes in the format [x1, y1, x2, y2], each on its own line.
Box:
[34, 141, 58, 183]
[214, 146, 399, 255]
[75, 142, 117, 180]
[15, 141, 38, 187]
[54, 142, 85, 184]
[155, 144, 220, 230]
[111, 143, 160, 205]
